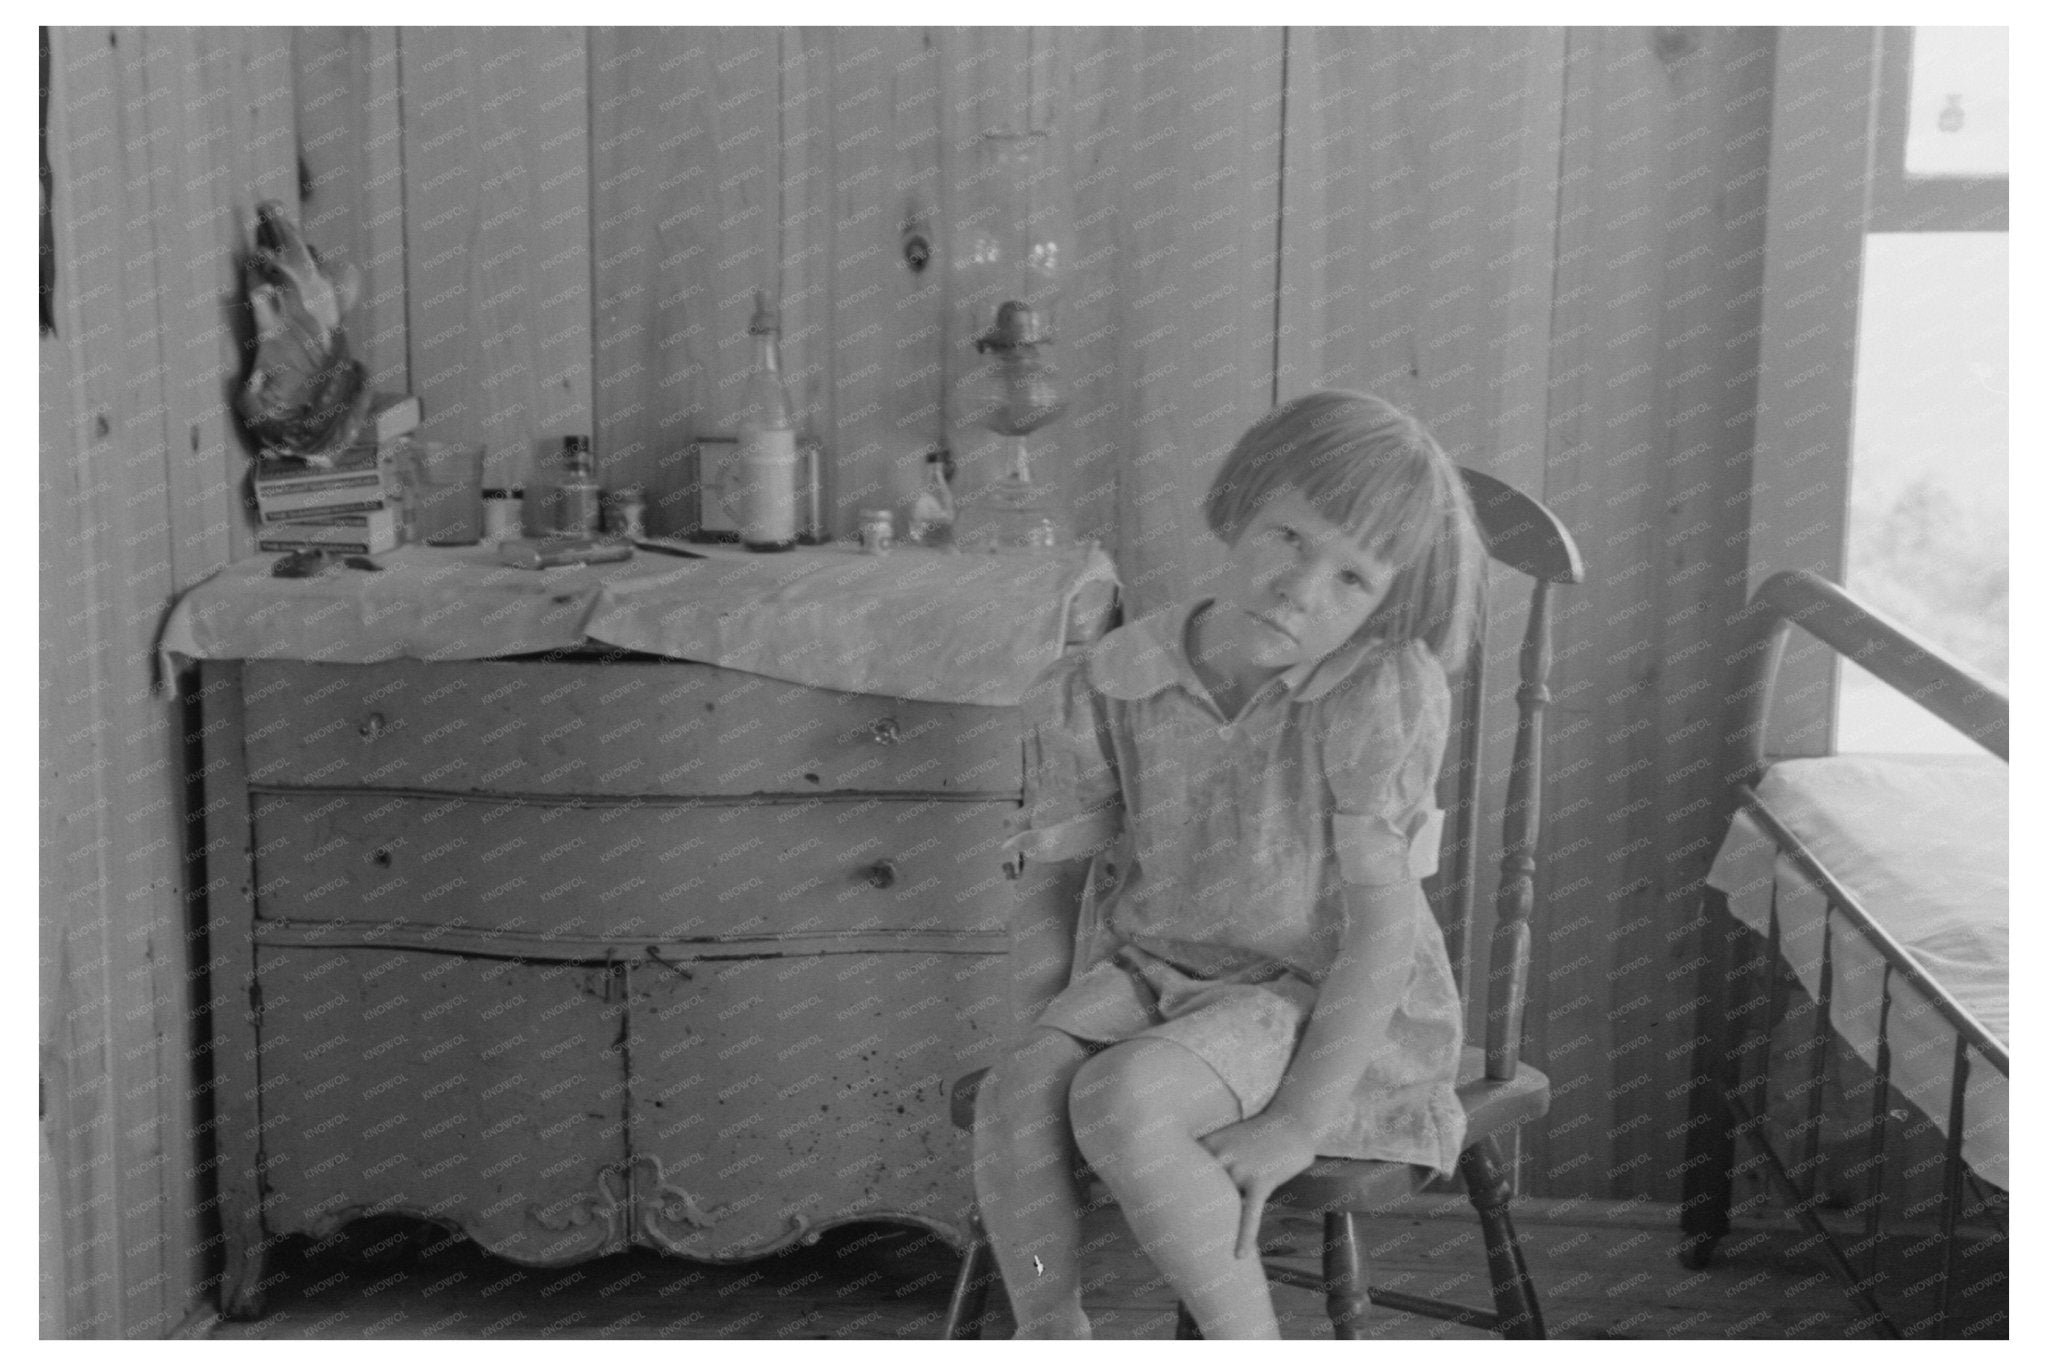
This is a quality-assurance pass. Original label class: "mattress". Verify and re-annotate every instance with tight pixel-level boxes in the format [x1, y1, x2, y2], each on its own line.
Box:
[1707, 753, 2008, 1190]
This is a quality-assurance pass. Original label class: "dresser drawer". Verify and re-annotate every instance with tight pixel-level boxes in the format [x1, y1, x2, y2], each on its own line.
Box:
[250, 791, 1016, 941]
[626, 950, 1006, 1260]
[256, 945, 630, 1261]
[242, 660, 1024, 797]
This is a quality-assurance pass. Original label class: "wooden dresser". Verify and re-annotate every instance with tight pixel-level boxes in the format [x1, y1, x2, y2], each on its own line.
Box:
[200, 652, 1038, 1318]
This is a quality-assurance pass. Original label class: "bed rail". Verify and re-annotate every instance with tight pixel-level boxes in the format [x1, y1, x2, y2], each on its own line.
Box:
[1732, 569, 2008, 777]
[1684, 570, 2008, 1338]
[1731, 568, 2008, 1073]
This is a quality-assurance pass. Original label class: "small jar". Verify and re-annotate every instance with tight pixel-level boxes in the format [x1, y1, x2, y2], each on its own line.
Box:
[482, 487, 524, 542]
[857, 507, 895, 555]
[604, 485, 646, 541]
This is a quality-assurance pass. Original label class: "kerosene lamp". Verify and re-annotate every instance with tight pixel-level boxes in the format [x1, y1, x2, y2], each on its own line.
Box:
[952, 129, 1072, 551]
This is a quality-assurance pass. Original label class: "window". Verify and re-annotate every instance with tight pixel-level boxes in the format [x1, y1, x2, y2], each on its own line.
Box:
[1839, 28, 2007, 753]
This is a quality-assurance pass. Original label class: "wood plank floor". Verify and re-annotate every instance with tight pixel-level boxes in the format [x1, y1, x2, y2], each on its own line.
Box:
[202, 1196, 1992, 1340]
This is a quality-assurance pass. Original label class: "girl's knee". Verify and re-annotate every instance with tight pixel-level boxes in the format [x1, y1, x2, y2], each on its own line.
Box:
[1068, 1041, 1194, 1148]
[1011, 1027, 1089, 1079]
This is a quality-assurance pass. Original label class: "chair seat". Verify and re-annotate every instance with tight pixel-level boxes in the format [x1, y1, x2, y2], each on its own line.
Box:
[948, 1046, 1549, 1209]
[1274, 1049, 1549, 1212]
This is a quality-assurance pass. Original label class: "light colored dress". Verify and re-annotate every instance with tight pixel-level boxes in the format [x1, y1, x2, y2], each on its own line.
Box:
[1006, 598, 1467, 1176]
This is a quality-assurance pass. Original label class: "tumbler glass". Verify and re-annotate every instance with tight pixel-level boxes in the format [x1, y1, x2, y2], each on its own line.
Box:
[407, 441, 486, 545]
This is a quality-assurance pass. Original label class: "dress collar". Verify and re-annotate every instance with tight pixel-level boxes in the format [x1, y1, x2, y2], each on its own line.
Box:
[1087, 598, 1389, 705]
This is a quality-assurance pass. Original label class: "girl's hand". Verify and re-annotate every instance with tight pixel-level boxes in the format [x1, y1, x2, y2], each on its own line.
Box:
[1199, 1111, 1319, 1258]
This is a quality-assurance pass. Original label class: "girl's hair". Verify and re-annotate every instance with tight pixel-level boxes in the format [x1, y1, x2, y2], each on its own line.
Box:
[1203, 390, 1484, 672]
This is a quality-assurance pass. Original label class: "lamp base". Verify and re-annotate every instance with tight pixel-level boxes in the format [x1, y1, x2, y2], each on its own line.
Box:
[958, 471, 1065, 552]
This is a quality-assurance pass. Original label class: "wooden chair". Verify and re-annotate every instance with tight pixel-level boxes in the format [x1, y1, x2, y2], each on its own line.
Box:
[939, 468, 1585, 1339]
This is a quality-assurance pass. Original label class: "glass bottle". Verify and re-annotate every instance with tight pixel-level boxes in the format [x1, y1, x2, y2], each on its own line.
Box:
[737, 291, 800, 552]
[523, 442, 562, 536]
[557, 435, 601, 538]
[906, 448, 957, 549]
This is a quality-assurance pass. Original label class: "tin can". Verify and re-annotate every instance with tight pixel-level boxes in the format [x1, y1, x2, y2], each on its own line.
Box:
[604, 485, 646, 541]
[858, 508, 894, 555]
[482, 487, 523, 542]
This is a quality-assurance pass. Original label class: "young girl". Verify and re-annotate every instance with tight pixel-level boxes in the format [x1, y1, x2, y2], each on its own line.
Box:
[974, 390, 1484, 1339]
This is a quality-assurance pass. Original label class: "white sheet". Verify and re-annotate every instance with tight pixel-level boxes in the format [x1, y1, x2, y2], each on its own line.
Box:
[1707, 753, 2007, 1190]
[584, 542, 1118, 705]
[159, 541, 1119, 706]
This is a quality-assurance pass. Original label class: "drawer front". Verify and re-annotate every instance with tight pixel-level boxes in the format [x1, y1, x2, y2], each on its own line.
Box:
[627, 950, 1006, 1260]
[242, 659, 1023, 797]
[251, 791, 1016, 940]
[257, 946, 631, 1263]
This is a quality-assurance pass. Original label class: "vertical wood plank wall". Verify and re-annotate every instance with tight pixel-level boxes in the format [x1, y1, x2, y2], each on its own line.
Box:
[41, 26, 298, 1337]
[39, 23, 1778, 1334]
[1743, 28, 1880, 762]
[293, 28, 408, 396]
[401, 27, 593, 484]
[1277, 27, 1568, 1019]
[1537, 28, 1774, 1196]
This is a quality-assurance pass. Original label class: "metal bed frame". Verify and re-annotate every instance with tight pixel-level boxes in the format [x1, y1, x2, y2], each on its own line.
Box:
[1678, 570, 2008, 1338]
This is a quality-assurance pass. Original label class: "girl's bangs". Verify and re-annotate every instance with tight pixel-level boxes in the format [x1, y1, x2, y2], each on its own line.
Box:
[1298, 446, 1441, 567]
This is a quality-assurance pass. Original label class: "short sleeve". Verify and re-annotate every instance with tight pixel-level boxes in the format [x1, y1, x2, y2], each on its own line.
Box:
[1003, 652, 1123, 865]
[1322, 644, 1451, 887]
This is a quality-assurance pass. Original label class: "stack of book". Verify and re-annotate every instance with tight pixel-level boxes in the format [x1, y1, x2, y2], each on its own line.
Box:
[253, 393, 420, 554]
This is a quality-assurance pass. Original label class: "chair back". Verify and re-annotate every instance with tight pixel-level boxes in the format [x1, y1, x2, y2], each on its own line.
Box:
[1435, 469, 1584, 1082]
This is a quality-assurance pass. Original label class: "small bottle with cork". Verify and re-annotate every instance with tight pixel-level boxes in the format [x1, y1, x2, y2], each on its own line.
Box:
[905, 447, 957, 549]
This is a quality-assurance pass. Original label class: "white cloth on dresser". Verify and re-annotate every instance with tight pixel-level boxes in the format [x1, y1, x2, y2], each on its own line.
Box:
[584, 542, 1118, 705]
[158, 541, 1118, 706]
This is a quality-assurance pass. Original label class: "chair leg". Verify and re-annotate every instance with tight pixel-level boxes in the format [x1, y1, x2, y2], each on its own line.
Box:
[941, 1210, 1000, 1340]
[1459, 1137, 1544, 1339]
[1173, 1301, 1203, 1339]
[1322, 1211, 1373, 1339]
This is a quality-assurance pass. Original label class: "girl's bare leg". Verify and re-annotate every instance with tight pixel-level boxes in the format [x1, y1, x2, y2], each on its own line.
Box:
[973, 1027, 1096, 1338]
[1069, 1039, 1281, 1339]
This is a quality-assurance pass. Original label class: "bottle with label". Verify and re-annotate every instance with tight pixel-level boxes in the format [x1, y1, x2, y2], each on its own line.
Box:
[906, 448, 956, 549]
[736, 291, 800, 552]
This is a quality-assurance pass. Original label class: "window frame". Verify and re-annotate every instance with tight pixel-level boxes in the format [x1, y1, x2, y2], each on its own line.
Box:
[1745, 26, 2007, 759]
[1867, 26, 2008, 233]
